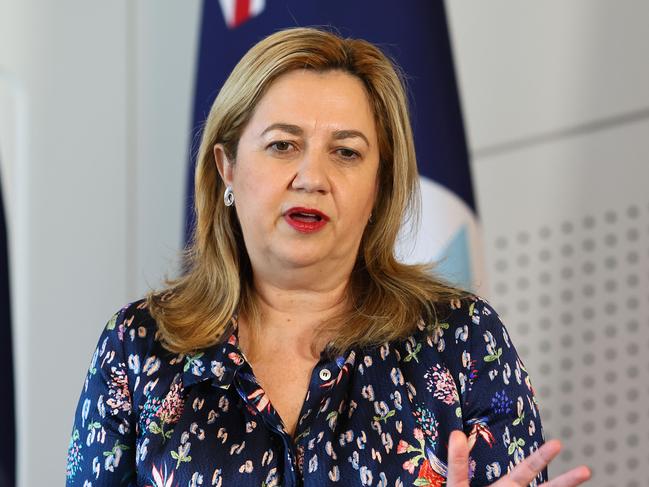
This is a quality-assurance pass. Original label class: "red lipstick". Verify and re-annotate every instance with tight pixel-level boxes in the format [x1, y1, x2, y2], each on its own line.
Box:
[284, 207, 330, 233]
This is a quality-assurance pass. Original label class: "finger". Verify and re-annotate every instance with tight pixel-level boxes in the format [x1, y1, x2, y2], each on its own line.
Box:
[446, 430, 470, 487]
[544, 466, 591, 487]
[508, 439, 562, 485]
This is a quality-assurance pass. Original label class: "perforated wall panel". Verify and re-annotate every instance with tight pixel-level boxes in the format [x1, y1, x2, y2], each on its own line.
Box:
[474, 119, 649, 485]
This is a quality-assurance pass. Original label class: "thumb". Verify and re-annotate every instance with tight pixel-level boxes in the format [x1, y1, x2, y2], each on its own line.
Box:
[446, 430, 471, 487]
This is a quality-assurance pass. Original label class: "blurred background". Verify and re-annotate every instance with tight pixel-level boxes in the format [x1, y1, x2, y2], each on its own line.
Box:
[1, 1, 648, 486]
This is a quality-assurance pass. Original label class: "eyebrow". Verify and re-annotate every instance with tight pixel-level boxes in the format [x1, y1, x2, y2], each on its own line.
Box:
[332, 129, 370, 147]
[260, 123, 370, 147]
[260, 123, 303, 137]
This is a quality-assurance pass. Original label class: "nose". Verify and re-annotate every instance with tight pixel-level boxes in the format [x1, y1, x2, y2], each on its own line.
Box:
[290, 147, 330, 194]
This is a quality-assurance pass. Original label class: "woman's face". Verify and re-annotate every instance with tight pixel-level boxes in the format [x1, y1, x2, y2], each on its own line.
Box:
[215, 69, 380, 276]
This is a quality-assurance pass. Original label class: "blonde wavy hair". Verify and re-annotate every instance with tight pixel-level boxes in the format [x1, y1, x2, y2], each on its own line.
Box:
[147, 26, 468, 357]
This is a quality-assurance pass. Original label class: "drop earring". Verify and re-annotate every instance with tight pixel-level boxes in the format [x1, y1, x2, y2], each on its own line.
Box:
[224, 186, 235, 206]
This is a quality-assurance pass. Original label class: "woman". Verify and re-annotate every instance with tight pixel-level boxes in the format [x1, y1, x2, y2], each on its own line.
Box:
[66, 27, 590, 486]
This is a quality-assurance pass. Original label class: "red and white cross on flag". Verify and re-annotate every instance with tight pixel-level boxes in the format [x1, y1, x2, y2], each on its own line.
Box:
[218, 0, 266, 28]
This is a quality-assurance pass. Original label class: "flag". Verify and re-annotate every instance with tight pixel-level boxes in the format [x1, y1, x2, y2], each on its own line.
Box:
[185, 0, 483, 291]
[0, 164, 15, 487]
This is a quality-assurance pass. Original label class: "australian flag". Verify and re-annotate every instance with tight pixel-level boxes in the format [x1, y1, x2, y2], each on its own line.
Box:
[186, 0, 484, 291]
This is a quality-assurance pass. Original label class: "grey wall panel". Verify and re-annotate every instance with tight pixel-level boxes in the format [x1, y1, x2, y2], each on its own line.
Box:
[473, 118, 649, 484]
[446, 1, 649, 151]
[133, 1, 202, 296]
[0, 1, 130, 485]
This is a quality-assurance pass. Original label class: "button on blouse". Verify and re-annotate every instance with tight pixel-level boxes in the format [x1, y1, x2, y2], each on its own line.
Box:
[319, 369, 332, 381]
[66, 297, 547, 486]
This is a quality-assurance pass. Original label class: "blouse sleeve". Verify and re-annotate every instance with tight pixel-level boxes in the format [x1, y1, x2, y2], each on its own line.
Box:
[459, 299, 547, 486]
[66, 306, 137, 486]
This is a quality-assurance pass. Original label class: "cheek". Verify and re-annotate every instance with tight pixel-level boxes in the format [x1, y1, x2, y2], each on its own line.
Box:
[355, 174, 379, 211]
[234, 168, 284, 222]
[338, 182, 376, 226]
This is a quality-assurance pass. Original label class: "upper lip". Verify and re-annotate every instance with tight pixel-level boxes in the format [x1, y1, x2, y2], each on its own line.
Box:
[284, 206, 330, 221]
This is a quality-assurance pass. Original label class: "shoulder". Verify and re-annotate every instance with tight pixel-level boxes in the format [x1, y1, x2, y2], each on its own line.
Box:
[100, 298, 163, 349]
[108, 298, 157, 335]
[91, 298, 175, 379]
[406, 296, 513, 375]
[422, 295, 507, 343]
[90, 298, 186, 407]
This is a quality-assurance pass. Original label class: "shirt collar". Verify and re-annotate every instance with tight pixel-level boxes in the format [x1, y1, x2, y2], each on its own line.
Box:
[180, 315, 348, 389]
[181, 316, 246, 390]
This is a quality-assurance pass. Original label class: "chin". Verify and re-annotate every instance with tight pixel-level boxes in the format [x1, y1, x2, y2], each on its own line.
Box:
[279, 250, 327, 268]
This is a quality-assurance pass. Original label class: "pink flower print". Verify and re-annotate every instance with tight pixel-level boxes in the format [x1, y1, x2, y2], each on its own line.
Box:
[106, 366, 131, 414]
[148, 463, 175, 487]
[399, 425, 444, 479]
[396, 440, 410, 454]
[146, 383, 184, 442]
[157, 382, 185, 425]
[425, 364, 459, 405]
[402, 460, 416, 474]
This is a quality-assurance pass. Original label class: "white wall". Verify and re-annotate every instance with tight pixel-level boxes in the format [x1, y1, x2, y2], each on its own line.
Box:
[1, 2, 129, 486]
[132, 2, 201, 295]
[0, 1, 200, 486]
[0, 1, 647, 485]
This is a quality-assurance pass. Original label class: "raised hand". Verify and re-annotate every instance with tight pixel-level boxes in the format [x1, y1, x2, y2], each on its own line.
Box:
[446, 430, 591, 486]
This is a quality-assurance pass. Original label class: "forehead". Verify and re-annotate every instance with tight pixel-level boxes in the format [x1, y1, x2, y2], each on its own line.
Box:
[246, 69, 377, 137]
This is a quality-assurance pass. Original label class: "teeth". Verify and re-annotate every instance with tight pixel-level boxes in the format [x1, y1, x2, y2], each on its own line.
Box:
[291, 212, 320, 221]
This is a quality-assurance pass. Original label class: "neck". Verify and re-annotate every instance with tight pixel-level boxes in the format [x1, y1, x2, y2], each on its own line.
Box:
[254, 272, 350, 321]
[238, 269, 352, 360]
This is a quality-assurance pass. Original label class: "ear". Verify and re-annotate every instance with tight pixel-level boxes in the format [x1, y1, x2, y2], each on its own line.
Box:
[214, 143, 234, 186]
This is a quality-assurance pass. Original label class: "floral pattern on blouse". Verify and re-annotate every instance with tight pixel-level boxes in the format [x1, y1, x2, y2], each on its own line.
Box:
[66, 297, 546, 486]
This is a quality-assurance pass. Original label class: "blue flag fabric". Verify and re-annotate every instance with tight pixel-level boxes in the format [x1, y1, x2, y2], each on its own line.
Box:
[185, 0, 482, 289]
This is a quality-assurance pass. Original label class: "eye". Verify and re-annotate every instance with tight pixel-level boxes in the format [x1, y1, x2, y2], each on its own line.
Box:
[268, 141, 295, 153]
[336, 148, 360, 160]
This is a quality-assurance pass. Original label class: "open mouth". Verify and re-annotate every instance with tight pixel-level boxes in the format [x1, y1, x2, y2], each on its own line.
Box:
[284, 206, 329, 233]
[288, 211, 323, 222]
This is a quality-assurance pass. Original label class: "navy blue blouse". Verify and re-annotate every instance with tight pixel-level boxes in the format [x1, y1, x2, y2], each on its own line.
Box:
[66, 296, 546, 486]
